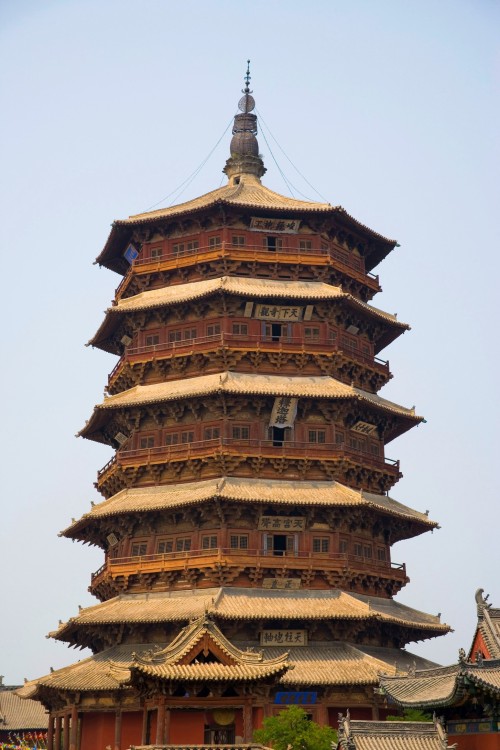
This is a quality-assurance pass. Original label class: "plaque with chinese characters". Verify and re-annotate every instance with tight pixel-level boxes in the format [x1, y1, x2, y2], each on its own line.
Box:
[254, 303, 304, 321]
[260, 629, 307, 646]
[258, 516, 306, 531]
[351, 420, 378, 435]
[250, 217, 301, 233]
[269, 397, 298, 428]
[262, 578, 301, 590]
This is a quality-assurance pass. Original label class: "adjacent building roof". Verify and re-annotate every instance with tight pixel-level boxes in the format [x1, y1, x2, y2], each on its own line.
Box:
[88, 276, 407, 352]
[80, 371, 421, 442]
[96, 174, 397, 273]
[336, 713, 454, 750]
[61, 476, 436, 543]
[0, 687, 48, 731]
[379, 657, 500, 709]
[469, 589, 500, 659]
[50, 587, 448, 645]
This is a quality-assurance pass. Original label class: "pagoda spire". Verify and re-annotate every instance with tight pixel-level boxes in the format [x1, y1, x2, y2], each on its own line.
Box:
[223, 60, 266, 184]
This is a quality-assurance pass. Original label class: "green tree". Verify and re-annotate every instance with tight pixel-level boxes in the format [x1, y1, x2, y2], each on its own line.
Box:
[254, 705, 337, 750]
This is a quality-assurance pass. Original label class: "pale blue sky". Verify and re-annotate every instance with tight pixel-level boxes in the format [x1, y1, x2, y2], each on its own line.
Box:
[0, 0, 498, 684]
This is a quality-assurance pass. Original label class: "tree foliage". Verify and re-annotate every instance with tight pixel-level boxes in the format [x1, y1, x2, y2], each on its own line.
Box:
[254, 705, 337, 750]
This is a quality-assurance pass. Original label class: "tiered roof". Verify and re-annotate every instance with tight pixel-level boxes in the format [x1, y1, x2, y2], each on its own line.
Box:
[80, 371, 421, 443]
[50, 587, 448, 646]
[62, 477, 436, 544]
[89, 276, 408, 353]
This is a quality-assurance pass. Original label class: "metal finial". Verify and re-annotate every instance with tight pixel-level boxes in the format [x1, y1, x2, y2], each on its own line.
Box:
[244, 59, 251, 92]
[239, 60, 255, 114]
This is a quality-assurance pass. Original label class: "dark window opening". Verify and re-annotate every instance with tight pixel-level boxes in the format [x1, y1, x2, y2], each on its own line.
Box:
[272, 426, 285, 447]
[265, 322, 285, 341]
[268, 534, 295, 556]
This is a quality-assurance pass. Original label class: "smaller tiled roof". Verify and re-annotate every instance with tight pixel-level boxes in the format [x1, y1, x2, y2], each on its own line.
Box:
[336, 714, 453, 749]
[129, 614, 290, 684]
[88, 276, 407, 349]
[379, 658, 500, 708]
[79, 371, 421, 441]
[61, 476, 436, 541]
[0, 688, 47, 730]
[17, 645, 144, 699]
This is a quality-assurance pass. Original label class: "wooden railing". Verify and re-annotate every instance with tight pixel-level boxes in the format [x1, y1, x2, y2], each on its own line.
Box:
[115, 242, 379, 298]
[91, 547, 406, 585]
[130, 745, 272, 750]
[97, 439, 400, 480]
[107, 332, 390, 387]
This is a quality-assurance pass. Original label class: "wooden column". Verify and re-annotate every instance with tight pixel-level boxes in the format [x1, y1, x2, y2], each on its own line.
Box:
[55, 715, 62, 750]
[164, 707, 171, 745]
[316, 703, 329, 727]
[243, 701, 253, 742]
[70, 705, 78, 750]
[371, 702, 380, 720]
[114, 709, 122, 750]
[63, 712, 70, 750]
[141, 707, 148, 744]
[155, 699, 166, 745]
[47, 714, 54, 750]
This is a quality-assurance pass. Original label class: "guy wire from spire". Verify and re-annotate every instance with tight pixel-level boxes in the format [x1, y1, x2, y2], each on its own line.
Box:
[257, 107, 330, 203]
[142, 117, 234, 213]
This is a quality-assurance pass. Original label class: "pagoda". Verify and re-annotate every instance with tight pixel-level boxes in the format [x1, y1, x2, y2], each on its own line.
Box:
[20, 66, 450, 750]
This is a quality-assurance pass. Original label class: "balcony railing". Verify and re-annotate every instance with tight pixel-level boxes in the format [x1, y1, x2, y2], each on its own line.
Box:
[107, 332, 390, 387]
[97, 438, 400, 480]
[91, 547, 406, 585]
[130, 745, 272, 750]
[115, 242, 379, 298]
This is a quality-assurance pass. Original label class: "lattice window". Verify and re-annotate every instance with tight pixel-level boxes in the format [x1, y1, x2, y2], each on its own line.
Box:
[202, 535, 218, 549]
[312, 537, 329, 553]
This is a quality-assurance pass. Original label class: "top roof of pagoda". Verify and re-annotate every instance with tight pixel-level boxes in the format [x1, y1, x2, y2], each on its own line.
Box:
[96, 67, 397, 272]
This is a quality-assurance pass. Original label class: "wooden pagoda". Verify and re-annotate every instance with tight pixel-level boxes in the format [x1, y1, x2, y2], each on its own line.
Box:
[19, 67, 450, 750]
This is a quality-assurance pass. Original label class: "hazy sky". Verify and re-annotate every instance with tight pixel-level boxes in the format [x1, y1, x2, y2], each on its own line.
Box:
[1, 0, 498, 685]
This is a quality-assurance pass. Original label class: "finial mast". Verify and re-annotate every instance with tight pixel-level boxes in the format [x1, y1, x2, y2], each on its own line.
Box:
[223, 60, 266, 184]
[244, 59, 251, 93]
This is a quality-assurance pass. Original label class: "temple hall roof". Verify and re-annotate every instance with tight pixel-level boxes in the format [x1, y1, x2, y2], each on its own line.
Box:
[336, 714, 453, 750]
[89, 276, 407, 352]
[379, 657, 500, 708]
[18, 638, 437, 702]
[50, 587, 449, 645]
[80, 371, 421, 442]
[61, 476, 436, 543]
